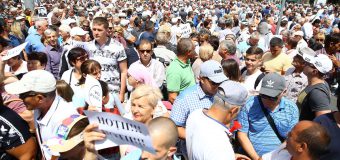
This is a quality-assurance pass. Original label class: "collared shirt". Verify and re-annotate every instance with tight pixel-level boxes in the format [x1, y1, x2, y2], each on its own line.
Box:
[284, 67, 308, 102]
[262, 51, 293, 74]
[186, 109, 235, 160]
[153, 45, 177, 68]
[166, 58, 195, 93]
[25, 33, 45, 54]
[238, 96, 299, 156]
[35, 96, 77, 160]
[88, 38, 127, 94]
[170, 84, 214, 127]
[129, 59, 165, 88]
[45, 45, 63, 79]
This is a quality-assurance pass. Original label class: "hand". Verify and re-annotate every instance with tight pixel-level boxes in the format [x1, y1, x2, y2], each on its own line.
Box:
[87, 106, 100, 111]
[83, 123, 105, 153]
[235, 153, 251, 160]
[0, 49, 9, 62]
[119, 93, 125, 103]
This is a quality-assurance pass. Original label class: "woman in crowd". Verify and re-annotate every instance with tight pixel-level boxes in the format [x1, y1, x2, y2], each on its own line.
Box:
[222, 58, 242, 82]
[9, 20, 25, 47]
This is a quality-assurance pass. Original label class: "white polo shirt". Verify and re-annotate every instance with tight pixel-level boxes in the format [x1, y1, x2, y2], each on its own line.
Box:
[186, 109, 235, 160]
[35, 96, 78, 160]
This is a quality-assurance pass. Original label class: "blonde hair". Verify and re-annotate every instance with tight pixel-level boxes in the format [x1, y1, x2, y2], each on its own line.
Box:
[315, 32, 325, 39]
[131, 85, 163, 108]
[114, 26, 124, 36]
[199, 44, 214, 61]
[10, 21, 24, 39]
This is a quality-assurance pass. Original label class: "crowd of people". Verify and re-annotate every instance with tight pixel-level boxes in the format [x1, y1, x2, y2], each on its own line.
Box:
[0, 0, 339, 159]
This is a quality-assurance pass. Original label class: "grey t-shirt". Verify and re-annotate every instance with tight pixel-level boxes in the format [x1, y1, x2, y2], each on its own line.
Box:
[298, 82, 334, 121]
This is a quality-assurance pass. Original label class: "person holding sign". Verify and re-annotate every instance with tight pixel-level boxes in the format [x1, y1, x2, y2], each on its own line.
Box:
[83, 117, 179, 160]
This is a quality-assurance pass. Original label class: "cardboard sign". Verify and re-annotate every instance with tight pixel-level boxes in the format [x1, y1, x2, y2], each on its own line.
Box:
[180, 23, 192, 38]
[84, 111, 155, 154]
[85, 75, 102, 112]
[2, 42, 28, 61]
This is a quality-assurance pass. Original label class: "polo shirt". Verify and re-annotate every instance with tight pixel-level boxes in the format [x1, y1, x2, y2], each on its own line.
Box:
[170, 84, 213, 127]
[88, 38, 127, 94]
[186, 109, 235, 160]
[35, 96, 78, 160]
[237, 96, 299, 156]
[25, 33, 45, 54]
[166, 58, 195, 93]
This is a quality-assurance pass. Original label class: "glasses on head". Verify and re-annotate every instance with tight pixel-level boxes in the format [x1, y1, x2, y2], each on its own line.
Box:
[76, 54, 89, 62]
[260, 94, 279, 101]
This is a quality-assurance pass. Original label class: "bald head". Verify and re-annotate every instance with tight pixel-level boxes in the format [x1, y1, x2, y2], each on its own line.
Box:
[294, 121, 330, 159]
[148, 117, 178, 149]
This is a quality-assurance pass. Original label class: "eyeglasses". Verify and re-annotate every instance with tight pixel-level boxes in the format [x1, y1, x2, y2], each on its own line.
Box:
[19, 92, 38, 99]
[259, 94, 279, 101]
[315, 38, 324, 42]
[139, 50, 152, 54]
[76, 54, 89, 62]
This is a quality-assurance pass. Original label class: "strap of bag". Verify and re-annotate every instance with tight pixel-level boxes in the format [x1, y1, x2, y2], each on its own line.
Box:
[254, 72, 266, 90]
[258, 97, 285, 143]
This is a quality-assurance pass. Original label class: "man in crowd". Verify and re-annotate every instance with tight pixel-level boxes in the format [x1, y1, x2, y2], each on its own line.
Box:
[238, 73, 299, 159]
[88, 17, 127, 102]
[44, 29, 63, 79]
[25, 19, 48, 54]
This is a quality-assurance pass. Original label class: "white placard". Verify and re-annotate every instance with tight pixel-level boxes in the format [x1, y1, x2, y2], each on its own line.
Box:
[85, 75, 102, 112]
[84, 111, 155, 154]
[180, 23, 192, 38]
[70, 40, 90, 53]
[37, 7, 48, 18]
[2, 42, 28, 61]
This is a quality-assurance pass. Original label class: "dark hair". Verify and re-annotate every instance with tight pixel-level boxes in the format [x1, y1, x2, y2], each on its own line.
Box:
[203, 19, 212, 28]
[98, 80, 109, 97]
[67, 47, 88, 67]
[221, 59, 241, 82]
[138, 39, 152, 49]
[0, 36, 9, 49]
[208, 35, 219, 51]
[324, 33, 340, 49]
[93, 17, 109, 29]
[246, 46, 264, 59]
[270, 37, 284, 47]
[177, 38, 194, 56]
[56, 80, 74, 102]
[134, 17, 142, 27]
[78, 60, 102, 85]
[189, 32, 199, 39]
[28, 52, 48, 66]
[287, 37, 298, 49]
[296, 123, 330, 159]
[145, 21, 154, 31]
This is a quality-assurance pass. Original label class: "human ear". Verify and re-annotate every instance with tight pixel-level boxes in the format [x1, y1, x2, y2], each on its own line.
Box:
[167, 146, 177, 157]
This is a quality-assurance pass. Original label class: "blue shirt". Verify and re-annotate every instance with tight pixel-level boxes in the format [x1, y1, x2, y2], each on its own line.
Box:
[170, 84, 214, 127]
[237, 96, 299, 156]
[25, 33, 45, 54]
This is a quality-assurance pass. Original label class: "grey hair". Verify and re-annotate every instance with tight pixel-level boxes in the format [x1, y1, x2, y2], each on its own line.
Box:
[250, 31, 260, 39]
[212, 94, 232, 110]
[219, 40, 236, 55]
[44, 29, 57, 36]
[35, 19, 47, 28]
[156, 32, 169, 45]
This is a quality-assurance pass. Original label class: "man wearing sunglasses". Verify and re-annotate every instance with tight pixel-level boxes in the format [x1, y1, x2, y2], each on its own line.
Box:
[237, 73, 299, 160]
[4, 70, 78, 160]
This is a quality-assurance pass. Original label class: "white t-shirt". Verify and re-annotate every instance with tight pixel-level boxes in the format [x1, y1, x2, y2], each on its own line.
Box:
[186, 109, 235, 160]
[5, 61, 28, 76]
[241, 69, 263, 96]
[61, 69, 82, 94]
[262, 143, 291, 160]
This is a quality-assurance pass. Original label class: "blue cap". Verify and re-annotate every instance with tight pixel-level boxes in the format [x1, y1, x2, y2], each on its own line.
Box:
[199, 60, 228, 83]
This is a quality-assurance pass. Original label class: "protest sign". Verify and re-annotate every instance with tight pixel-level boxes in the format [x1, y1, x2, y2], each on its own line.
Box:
[37, 7, 48, 18]
[84, 75, 102, 112]
[2, 42, 28, 61]
[180, 23, 192, 38]
[84, 111, 155, 154]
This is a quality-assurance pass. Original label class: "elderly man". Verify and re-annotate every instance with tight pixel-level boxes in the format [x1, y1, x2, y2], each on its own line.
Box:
[186, 80, 248, 160]
[25, 19, 48, 54]
[237, 73, 299, 159]
[4, 70, 77, 159]
[293, 31, 308, 52]
[237, 31, 263, 55]
[218, 40, 239, 64]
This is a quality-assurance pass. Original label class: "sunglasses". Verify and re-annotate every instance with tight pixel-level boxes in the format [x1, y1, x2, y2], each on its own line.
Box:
[19, 92, 39, 99]
[76, 54, 89, 62]
[315, 38, 324, 42]
[260, 94, 279, 101]
[139, 50, 152, 54]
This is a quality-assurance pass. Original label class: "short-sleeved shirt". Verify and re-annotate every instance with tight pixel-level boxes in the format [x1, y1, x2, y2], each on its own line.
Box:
[170, 84, 213, 127]
[237, 96, 299, 156]
[284, 68, 308, 102]
[166, 58, 195, 93]
[0, 105, 31, 159]
[297, 83, 335, 121]
[314, 113, 340, 160]
[25, 33, 46, 54]
[262, 52, 292, 74]
[88, 38, 127, 94]
[186, 109, 235, 160]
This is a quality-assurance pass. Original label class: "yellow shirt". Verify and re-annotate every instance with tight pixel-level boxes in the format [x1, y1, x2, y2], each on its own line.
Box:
[262, 51, 292, 75]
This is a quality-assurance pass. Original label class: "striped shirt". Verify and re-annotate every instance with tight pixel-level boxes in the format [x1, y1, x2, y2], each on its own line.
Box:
[237, 96, 299, 156]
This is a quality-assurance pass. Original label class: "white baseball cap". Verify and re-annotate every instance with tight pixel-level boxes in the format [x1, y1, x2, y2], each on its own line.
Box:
[302, 50, 333, 74]
[5, 70, 56, 95]
[293, 31, 304, 37]
[70, 27, 88, 37]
